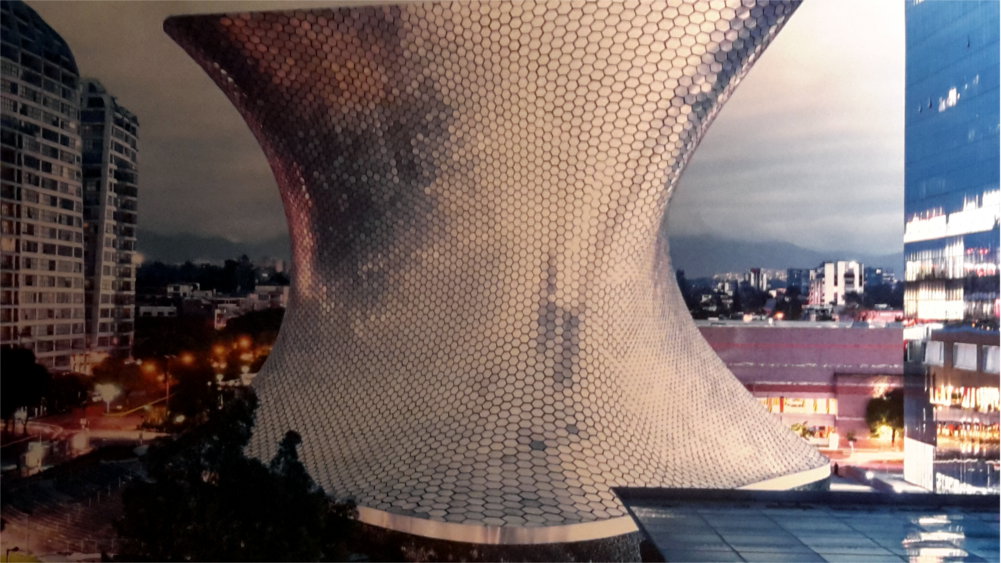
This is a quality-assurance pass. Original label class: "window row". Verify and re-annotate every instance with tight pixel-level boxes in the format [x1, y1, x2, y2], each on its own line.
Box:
[925, 341, 1000, 374]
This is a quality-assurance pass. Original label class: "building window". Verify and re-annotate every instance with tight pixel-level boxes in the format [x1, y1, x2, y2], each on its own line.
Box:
[985, 346, 1000, 374]
[953, 343, 978, 371]
[925, 340, 944, 366]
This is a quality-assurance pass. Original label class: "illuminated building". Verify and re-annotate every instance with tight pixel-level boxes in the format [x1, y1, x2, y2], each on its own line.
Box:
[902, 0, 999, 324]
[808, 260, 863, 307]
[745, 267, 768, 292]
[902, 0, 1000, 494]
[80, 79, 138, 359]
[166, 0, 828, 549]
[698, 320, 904, 447]
[906, 328, 999, 493]
[0, 0, 85, 371]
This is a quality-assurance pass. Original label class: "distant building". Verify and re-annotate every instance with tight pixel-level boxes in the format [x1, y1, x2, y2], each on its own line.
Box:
[165, 282, 199, 299]
[808, 261, 863, 307]
[864, 266, 896, 287]
[0, 1, 86, 371]
[137, 304, 176, 318]
[745, 267, 768, 292]
[246, 284, 289, 311]
[786, 268, 811, 295]
[140, 278, 288, 329]
[902, 0, 999, 324]
[80, 79, 138, 358]
[698, 320, 904, 448]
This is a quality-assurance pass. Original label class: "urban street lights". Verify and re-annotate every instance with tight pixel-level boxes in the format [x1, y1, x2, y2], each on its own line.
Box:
[139, 353, 193, 420]
[94, 383, 121, 414]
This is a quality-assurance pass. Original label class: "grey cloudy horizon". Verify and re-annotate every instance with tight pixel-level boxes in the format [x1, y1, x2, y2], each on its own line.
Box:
[28, 0, 905, 257]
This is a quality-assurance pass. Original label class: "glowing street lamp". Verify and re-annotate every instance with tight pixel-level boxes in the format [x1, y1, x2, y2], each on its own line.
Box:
[160, 352, 192, 413]
[94, 383, 121, 414]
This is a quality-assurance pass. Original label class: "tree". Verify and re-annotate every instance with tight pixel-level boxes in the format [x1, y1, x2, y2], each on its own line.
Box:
[675, 270, 697, 311]
[133, 316, 214, 358]
[117, 389, 356, 561]
[47, 372, 89, 414]
[92, 357, 145, 395]
[220, 309, 285, 345]
[0, 347, 52, 433]
[774, 286, 803, 320]
[790, 421, 815, 439]
[865, 388, 904, 444]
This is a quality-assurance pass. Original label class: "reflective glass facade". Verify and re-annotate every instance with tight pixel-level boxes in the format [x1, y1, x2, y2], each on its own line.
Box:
[903, 0, 1000, 324]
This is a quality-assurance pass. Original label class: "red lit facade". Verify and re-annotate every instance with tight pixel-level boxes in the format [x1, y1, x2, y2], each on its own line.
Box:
[698, 321, 904, 446]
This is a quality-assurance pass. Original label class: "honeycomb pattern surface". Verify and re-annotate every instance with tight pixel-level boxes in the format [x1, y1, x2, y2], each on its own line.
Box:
[165, 0, 826, 537]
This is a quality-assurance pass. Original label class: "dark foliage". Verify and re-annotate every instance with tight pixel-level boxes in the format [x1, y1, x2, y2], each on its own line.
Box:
[865, 388, 904, 444]
[117, 389, 356, 561]
[46, 372, 90, 414]
[863, 281, 905, 309]
[92, 357, 145, 392]
[675, 270, 697, 311]
[773, 286, 804, 320]
[735, 285, 768, 313]
[1, 347, 53, 432]
[137, 255, 267, 298]
[219, 308, 285, 346]
[133, 316, 214, 359]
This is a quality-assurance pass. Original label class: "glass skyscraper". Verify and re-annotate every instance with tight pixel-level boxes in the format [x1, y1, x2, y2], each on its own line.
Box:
[903, 0, 1000, 325]
[903, 0, 1000, 494]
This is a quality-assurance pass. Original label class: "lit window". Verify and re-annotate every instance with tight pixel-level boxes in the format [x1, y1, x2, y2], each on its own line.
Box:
[925, 341, 944, 366]
[985, 346, 1000, 374]
[953, 343, 977, 371]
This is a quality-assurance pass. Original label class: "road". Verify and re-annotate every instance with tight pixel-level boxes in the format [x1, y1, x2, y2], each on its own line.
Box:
[1, 402, 164, 476]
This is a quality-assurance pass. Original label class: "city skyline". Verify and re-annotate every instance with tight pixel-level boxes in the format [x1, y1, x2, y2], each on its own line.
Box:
[28, 0, 905, 259]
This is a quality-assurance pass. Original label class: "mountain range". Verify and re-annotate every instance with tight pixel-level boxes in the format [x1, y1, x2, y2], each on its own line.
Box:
[138, 229, 903, 278]
[669, 234, 903, 278]
[137, 229, 290, 265]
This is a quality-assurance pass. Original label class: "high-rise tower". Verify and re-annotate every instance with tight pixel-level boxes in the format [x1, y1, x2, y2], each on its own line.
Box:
[0, 0, 86, 372]
[902, 0, 1000, 494]
[80, 79, 138, 359]
[903, 0, 1000, 324]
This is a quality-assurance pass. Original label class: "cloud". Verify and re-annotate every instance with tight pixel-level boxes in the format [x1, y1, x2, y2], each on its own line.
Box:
[671, 0, 905, 255]
[28, 0, 905, 257]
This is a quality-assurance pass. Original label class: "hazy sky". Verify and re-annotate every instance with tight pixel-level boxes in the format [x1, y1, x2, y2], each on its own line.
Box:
[28, 0, 905, 255]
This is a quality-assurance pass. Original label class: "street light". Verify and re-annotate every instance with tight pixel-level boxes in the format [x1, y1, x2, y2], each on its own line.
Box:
[5, 546, 20, 562]
[161, 353, 191, 413]
[94, 383, 121, 414]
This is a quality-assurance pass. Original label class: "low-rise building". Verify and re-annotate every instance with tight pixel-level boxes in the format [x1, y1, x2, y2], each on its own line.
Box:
[137, 304, 176, 318]
[808, 261, 863, 307]
[698, 320, 903, 448]
[246, 284, 288, 311]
